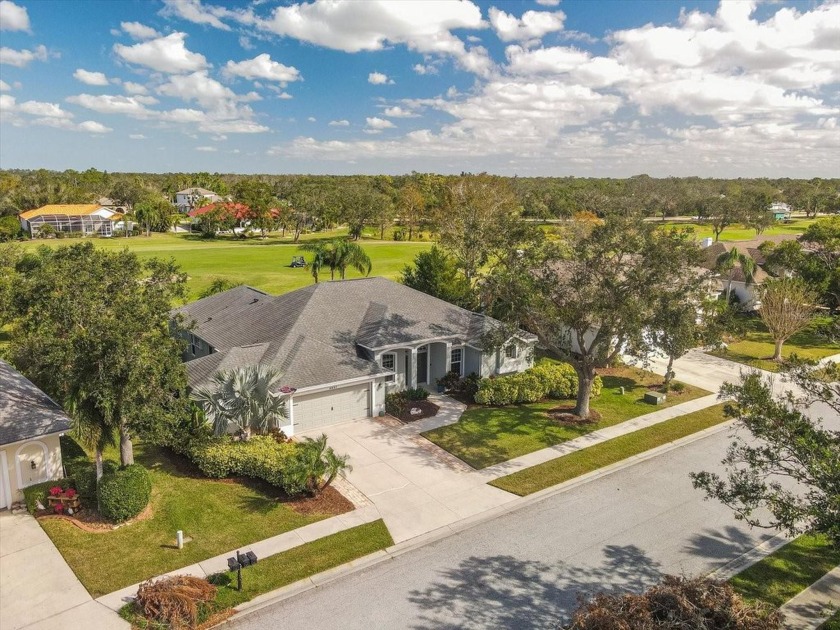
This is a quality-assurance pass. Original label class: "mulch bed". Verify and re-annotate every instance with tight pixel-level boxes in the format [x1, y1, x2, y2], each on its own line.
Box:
[286, 485, 354, 516]
[398, 400, 440, 423]
[548, 406, 603, 426]
[37, 502, 154, 533]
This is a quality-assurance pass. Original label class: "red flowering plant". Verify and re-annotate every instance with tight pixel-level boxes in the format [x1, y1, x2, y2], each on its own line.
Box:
[64, 488, 77, 498]
[53, 503, 64, 514]
[49, 486, 63, 497]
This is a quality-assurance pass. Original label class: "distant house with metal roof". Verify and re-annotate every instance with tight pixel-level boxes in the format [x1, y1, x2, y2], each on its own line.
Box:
[0, 360, 72, 509]
[19, 204, 124, 238]
[175, 278, 536, 435]
[769, 202, 792, 221]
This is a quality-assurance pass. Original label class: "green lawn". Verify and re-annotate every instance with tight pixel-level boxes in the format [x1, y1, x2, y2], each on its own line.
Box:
[491, 404, 728, 496]
[730, 534, 840, 609]
[18, 230, 431, 300]
[120, 519, 393, 628]
[658, 218, 818, 242]
[40, 442, 351, 597]
[709, 316, 839, 372]
[822, 610, 840, 629]
[421, 366, 710, 469]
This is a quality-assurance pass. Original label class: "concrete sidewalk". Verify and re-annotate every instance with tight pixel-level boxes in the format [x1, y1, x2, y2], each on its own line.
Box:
[777, 566, 840, 629]
[0, 511, 127, 630]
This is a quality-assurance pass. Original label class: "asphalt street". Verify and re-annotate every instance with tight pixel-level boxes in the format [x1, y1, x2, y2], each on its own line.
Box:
[227, 426, 786, 630]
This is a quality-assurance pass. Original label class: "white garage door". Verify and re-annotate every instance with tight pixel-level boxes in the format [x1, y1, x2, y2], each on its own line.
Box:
[292, 384, 370, 433]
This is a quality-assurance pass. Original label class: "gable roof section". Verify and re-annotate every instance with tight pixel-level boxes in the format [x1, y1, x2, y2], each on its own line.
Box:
[0, 360, 72, 446]
[177, 187, 218, 196]
[19, 204, 104, 220]
[178, 277, 532, 392]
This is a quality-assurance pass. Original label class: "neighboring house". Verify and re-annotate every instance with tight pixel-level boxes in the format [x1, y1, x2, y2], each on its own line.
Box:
[176, 278, 536, 435]
[700, 239, 777, 309]
[175, 187, 223, 213]
[94, 196, 127, 213]
[0, 360, 71, 509]
[769, 202, 792, 221]
[188, 202, 252, 233]
[19, 204, 124, 237]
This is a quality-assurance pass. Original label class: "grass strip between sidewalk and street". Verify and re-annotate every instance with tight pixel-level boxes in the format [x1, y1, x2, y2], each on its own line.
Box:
[489, 403, 729, 496]
[120, 519, 393, 627]
[729, 533, 840, 609]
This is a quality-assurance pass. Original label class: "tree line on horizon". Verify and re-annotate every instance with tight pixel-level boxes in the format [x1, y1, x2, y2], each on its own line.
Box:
[1, 168, 838, 238]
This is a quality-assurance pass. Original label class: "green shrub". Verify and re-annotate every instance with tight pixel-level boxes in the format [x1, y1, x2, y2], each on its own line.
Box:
[405, 388, 429, 401]
[670, 381, 686, 393]
[23, 479, 73, 514]
[385, 392, 408, 417]
[474, 364, 602, 406]
[98, 464, 152, 523]
[186, 435, 300, 495]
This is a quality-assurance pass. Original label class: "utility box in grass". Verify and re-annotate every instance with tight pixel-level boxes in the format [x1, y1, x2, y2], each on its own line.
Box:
[644, 391, 666, 405]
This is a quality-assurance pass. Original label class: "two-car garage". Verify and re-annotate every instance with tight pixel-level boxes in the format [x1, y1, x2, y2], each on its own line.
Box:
[290, 383, 371, 434]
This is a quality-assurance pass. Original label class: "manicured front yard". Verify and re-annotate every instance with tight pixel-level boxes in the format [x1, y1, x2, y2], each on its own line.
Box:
[708, 316, 839, 372]
[491, 404, 728, 496]
[120, 519, 393, 628]
[40, 442, 353, 597]
[422, 366, 710, 469]
[730, 534, 840, 608]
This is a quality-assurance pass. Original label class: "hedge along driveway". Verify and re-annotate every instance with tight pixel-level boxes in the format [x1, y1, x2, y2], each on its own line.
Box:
[422, 367, 710, 469]
[39, 443, 347, 597]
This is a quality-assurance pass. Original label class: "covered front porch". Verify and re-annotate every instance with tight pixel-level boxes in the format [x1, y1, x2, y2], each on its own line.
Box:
[373, 342, 481, 392]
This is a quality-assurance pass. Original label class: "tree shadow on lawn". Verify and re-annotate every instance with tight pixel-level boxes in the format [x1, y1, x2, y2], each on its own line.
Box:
[407, 545, 663, 630]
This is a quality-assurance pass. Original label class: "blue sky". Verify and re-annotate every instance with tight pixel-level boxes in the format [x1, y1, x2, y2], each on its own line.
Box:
[0, 0, 837, 177]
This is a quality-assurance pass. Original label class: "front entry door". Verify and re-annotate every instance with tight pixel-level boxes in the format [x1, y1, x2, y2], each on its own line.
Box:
[416, 349, 428, 384]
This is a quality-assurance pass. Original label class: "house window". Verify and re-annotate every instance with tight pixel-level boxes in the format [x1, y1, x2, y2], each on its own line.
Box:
[381, 353, 395, 382]
[505, 344, 518, 359]
[189, 333, 204, 356]
[450, 348, 462, 376]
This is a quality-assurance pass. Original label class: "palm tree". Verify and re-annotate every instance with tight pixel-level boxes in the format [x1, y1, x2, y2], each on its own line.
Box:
[715, 247, 757, 303]
[333, 240, 372, 279]
[287, 434, 351, 496]
[190, 365, 287, 439]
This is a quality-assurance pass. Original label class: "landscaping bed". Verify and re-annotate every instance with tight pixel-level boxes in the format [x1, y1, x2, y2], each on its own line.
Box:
[422, 365, 709, 469]
[40, 442, 354, 597]
[490, 404, 729, 495]
[396, 399, 439, 423]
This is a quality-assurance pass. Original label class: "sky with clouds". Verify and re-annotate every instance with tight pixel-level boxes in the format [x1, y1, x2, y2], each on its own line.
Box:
[0, 0, 837, 177]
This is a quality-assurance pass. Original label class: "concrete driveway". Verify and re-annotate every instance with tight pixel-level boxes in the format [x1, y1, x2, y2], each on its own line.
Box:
[304, 395, 516, 543]
[0, 511, 127, 630]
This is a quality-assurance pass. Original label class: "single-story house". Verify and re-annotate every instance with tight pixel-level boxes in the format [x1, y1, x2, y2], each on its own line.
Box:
[19, 204, 124, 237]
[175, 187, 223, 213]
[0, 360, 71, 509]
[176, 278, 536, 435]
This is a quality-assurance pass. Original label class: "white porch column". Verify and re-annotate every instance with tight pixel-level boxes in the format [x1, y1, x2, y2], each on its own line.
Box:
[445, 342, 452, 374]
[409, 347, 418, 389]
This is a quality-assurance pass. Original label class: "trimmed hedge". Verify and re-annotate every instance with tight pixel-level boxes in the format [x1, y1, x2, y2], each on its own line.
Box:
[98, 464, 152, 523]
[187, 436, 299, 495]
[23, 479, 73, 514]
[474, 363, 603, 406]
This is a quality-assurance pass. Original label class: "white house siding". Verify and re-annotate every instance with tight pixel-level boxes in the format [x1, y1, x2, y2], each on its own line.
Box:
[464, 347, 483, 377]
[0, 433, 63, 508]
[497, 341, 534, 375]
[290, 383, 371, 434]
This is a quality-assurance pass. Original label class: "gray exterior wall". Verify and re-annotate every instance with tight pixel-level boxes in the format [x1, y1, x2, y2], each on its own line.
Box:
[464, 347, 483, 376]
[429, 342, 448, 384]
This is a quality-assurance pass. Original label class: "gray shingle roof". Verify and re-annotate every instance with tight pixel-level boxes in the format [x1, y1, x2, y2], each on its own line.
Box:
[0, 360, 72, 445]
[178, 277, 533, 391]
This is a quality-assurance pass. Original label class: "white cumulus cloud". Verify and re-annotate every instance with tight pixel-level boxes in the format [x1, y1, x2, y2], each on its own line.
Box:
[0, 1, 29, 31]
[0, 44, 47, 67]
[223, 54, 301, 83]
[365, 116, 395, 130]
[78, 120, 112, 133]
[121, 21, 161, 40]
[114, 32, 208, 74]
[368, 71, 394, 85]
[328, 119, 349, 126]
[73, 69, 111, 86]
[489, 8, 566, 42]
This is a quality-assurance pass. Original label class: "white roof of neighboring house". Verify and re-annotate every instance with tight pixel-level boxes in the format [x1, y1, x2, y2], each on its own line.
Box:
[176, 188, 219, 196]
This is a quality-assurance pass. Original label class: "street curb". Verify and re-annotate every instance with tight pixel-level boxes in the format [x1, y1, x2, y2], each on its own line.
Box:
[219, 417, 743, 626]
[706, 532, 792, 581]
